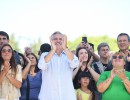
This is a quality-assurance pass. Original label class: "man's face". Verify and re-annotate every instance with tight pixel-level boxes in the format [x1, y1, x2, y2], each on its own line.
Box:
[117, 35, 129, 51]
[98, 46, 110, 58]
[52, 34, 63, 49]
[0, 35, 9, 48]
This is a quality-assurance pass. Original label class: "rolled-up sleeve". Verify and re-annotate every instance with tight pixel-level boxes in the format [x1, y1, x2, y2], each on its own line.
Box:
[68, 55, 79, 69]
[38, 52, 50, 70]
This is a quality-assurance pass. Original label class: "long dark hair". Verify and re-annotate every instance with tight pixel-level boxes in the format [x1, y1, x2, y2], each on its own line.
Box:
[0, 44, 17, 75]
[76, 47, 91, 70]
[78, 72, 96, 100]
[26, 53, 40, 73]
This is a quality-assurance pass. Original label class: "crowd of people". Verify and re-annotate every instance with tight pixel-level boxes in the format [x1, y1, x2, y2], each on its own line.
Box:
[0, 31, 130, 100]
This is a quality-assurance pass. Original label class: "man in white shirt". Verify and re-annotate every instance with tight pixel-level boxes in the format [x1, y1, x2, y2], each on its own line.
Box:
[38, 31, 79, 100]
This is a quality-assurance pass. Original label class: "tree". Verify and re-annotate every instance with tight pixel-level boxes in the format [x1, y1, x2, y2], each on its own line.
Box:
[67, 34, 118, 52]
[9, 34, 21, 52]
[30, 38, 42, 56]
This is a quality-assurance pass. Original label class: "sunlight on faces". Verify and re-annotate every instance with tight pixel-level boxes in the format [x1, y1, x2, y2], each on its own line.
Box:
[117, 35, 129, 50]
[1, 46, 12, 61]
[27, 54, 37, 66]
[78, 49, 88, 62]
[51, 33, 63, 49]
[112, 52, 126, 68]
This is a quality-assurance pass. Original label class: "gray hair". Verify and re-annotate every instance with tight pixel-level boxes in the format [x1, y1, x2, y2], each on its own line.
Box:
[97, 42, 110, 51]
[51, 31, 62, 40]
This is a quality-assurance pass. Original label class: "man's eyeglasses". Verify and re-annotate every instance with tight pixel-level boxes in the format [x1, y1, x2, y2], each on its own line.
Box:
[2, 49, 12, 53]
[112, 56, 123, 59]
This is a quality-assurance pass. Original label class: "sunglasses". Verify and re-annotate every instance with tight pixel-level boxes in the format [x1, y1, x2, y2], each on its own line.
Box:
[2, 49, 12, 53]
[112, 56, 123, 59]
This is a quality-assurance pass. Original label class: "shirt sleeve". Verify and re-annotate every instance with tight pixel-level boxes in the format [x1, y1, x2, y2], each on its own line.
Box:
[16, 65, 22, 82]
[97, 71, 109, 86]
[38, 52, 50, 70]
[68, 55, 79, 69]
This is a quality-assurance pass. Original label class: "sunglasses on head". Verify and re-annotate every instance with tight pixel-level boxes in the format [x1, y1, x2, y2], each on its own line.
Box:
[2, 49, 12, 53]
[112, 56, 123, 59]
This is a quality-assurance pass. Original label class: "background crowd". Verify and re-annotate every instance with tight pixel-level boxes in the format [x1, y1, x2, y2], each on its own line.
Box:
[0, 31, 130, 100]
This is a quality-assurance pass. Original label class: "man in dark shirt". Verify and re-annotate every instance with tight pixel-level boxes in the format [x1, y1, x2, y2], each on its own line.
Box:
[117, 33, 130, 71]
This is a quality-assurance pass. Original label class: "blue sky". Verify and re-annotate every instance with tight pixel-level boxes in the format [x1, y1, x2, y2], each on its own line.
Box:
[0, 0, 130, 51]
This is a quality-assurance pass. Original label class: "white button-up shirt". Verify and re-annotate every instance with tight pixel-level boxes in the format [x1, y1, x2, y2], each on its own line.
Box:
[38, 51, 79, 100]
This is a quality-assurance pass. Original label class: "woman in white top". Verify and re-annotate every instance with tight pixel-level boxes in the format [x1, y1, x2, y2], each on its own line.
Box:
[0, 44, 22, 100]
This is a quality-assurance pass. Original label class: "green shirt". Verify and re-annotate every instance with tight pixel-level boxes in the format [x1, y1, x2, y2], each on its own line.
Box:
[97, 71, 130, 100]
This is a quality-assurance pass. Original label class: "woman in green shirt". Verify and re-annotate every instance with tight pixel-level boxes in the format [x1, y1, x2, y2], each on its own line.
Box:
[97, 51, 130, 100]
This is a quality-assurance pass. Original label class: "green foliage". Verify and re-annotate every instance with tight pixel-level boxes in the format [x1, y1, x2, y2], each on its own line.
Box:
[10, 34, 21, 52]
[68, 34, 119, 52]
[30, 38, 42, 56]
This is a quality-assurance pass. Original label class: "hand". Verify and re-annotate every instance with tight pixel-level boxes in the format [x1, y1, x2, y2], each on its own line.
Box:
[87, 56, 94, 67]
[115, 69, 126, 80]
[24, 47, 32, 55]
[24, 53, 31, 64]
[106, 51, 113, 60]
[110, 68, 116, 79]
[126, 50, 130, 62]
[77, 92, 82, 100]
[79, 56, 84, 67]
[3, 61, 11, 75]
[50, 36, 56, 51]
[62, 34, 67, 50]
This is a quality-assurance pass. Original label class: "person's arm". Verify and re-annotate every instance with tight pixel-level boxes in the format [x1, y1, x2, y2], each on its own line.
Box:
[87, 56, 100, 82]
[72, 65, 81, 80]
[38, 52, 53, 70]
[88, 50, 100, 62]
[44, 49, 55, 63]
[97, 69, 115, 93]
[6, 65, 22, 89]
[122, 78, 130, 93]
[0, 62, 10, 84]
[6, 74, 22, 88]
[64, 48, 74, 60]
[87, 66, 100, 82]
[97, 76, 113, 93]
[62, 34, 74, 60]
[0, 71, 6, 84]
[22, 54, 31, 80]
[44, 37, 56, 63]
[116, 69, 130, 93]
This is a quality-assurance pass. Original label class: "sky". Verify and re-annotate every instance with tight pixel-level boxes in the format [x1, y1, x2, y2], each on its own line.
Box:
[0, 0, 130, 51]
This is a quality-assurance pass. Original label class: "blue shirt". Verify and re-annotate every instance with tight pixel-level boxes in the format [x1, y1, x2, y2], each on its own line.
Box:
[38, 51, 79, 100]
[20, 71, 42, 100]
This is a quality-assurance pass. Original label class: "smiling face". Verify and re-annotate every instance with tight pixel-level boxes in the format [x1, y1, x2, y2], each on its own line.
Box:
[51, 33, 63, 50]
[1, 46, 12, 61]
[117, 35, 129, 51]
[78, 48, 88, 62]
